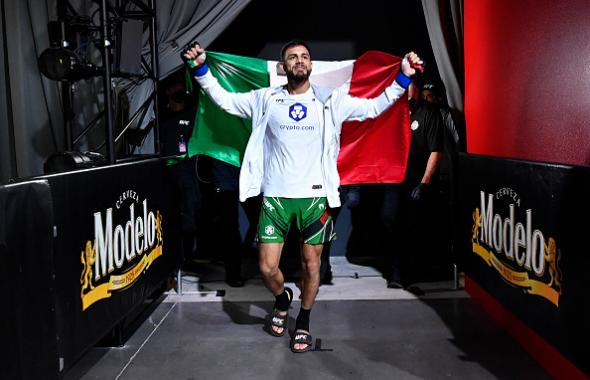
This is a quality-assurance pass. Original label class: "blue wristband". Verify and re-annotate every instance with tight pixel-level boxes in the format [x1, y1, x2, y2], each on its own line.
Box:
[395, 71, 412, 89]
[194, 64, 209, 77]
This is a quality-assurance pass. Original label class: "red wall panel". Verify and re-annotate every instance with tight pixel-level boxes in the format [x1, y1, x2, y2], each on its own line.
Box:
[464, 0, 590, 166]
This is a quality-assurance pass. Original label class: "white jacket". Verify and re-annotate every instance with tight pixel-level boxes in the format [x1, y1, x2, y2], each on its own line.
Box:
[195, 67, 410, 207]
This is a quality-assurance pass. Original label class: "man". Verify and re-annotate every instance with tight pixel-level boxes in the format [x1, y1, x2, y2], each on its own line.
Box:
[159, 76, 201, 269]
[387, 81, 444, 289]
[421, 82, 464, 282]
[420, 82, 465, 187]
[183, 41, 422, 353]
[209, 156, 245, 287]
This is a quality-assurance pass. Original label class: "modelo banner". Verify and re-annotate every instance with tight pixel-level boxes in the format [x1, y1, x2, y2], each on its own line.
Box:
[47, 158, 182, 376]
[458, 153, 590, 374]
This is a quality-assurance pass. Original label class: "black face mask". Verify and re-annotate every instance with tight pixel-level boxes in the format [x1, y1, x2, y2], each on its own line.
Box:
[170, 91, 187, 104]
[408, 98, 417, 109]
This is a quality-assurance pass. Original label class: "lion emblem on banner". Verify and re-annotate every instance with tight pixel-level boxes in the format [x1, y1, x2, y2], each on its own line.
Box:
[80, 240, 96, 298]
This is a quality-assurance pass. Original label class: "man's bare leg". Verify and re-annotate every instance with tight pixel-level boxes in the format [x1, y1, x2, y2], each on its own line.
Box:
[300, 243, 322, 308]
[259, 242, 288, 335]
[293, 243, 323, 351]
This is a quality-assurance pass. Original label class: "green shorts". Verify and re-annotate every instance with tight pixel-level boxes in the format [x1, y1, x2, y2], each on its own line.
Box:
[257, 197, 335, 245]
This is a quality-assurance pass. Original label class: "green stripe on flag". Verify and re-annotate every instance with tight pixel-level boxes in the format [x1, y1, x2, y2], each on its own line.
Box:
[188, 51, 270, 167]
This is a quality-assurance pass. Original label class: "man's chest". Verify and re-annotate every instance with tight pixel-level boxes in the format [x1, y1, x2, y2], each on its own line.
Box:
[267, 98, 321, 142]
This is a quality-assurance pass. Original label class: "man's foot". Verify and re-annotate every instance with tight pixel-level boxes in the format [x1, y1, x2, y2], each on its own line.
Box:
[387, 279, 403, 289]
[290, 330, 313, 353]
[269, 287, 293, 336]
[405, 285, 425, 296]
[269, 309, 288, 336]
[386, 267, 403, 289]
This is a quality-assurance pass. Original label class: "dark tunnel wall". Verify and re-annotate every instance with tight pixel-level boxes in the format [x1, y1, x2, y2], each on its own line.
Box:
[462, 1, 590, 376]
[208, 0, 439, 80]
[464, 0, 590, 167]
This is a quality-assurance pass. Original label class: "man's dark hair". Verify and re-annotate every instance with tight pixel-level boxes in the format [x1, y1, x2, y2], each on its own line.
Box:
[280, 40, 312, 61]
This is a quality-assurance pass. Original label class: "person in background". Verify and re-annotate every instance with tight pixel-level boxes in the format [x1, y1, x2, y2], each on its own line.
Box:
[208, 158, 244, 287]
[159, 74, 200, 267]
[208, 157, 262, 287]
[421, 82, 465, 281]
[318, 184, 361, 286]
[387, 81, 444, 290]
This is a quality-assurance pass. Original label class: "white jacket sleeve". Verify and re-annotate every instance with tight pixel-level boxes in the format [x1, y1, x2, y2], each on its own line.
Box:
[195, 68, 255, 119]
[334, 73, 409, 123]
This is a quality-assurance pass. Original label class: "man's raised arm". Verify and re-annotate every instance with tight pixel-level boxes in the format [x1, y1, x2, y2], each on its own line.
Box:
[335, 51, 424, 123]
[183, 42, 255, 119]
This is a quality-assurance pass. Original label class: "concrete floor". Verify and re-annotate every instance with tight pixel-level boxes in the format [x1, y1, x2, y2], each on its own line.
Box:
[64, 258, 550, 380]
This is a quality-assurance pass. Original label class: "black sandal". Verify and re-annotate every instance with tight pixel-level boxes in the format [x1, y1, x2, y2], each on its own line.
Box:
[290, 330, 313, 353]
[269, 287, 293, 337]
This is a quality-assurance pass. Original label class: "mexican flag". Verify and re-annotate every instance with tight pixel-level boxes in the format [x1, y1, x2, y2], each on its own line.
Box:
[188, 50, 410, 184]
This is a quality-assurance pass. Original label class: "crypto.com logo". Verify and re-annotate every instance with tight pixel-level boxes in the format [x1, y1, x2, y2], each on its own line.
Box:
[289, 103, 307, 121]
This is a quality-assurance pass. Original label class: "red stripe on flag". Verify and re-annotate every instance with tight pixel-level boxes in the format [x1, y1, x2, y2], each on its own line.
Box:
[337, 51, 410, 185]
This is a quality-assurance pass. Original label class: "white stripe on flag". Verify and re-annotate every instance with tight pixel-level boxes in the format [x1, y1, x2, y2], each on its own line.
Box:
[267, 60, 354, 90]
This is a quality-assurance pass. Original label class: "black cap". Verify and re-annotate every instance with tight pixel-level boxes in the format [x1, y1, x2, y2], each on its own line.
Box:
[421, 83, 437, 92]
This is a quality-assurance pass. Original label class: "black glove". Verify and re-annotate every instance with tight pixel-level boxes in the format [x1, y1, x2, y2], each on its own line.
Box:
[343, 184, 361, 209]
[410, 183, 430, 201]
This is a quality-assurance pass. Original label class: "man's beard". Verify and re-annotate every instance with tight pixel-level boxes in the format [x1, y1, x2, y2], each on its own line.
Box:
[286, 65, 311, 83]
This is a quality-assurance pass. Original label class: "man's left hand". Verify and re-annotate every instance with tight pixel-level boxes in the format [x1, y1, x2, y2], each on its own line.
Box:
[401, 52, 424, 76]
[410, 183, 430, 201]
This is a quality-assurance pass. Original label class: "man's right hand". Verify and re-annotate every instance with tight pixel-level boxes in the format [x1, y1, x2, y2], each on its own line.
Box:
[401, 52, 424, 77]
[182, 42, 206, 68]
[410, 183, 430, 202]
